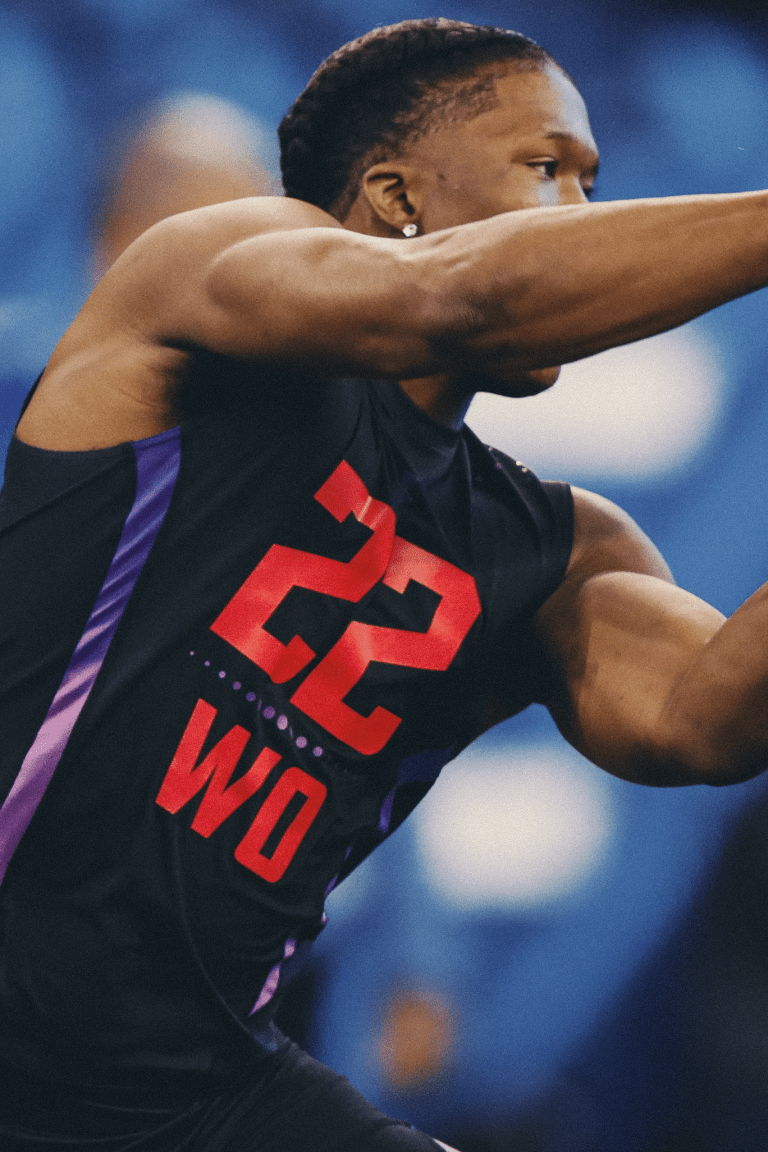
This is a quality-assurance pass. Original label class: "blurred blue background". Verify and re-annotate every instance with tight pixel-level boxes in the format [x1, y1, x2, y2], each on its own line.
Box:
[3, 1, 768, 1148]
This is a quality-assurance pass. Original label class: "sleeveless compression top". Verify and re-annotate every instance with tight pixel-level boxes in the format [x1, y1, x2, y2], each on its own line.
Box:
[0, 372, 573, 1101]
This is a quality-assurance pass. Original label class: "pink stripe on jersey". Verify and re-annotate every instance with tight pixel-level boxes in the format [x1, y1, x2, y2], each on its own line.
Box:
[0, 427, 180, 884]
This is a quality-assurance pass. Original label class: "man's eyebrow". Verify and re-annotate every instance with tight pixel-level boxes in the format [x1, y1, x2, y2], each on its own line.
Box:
[544, 130, 600, 171]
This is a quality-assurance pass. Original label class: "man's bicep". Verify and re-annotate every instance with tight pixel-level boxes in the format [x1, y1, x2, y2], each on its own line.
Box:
[533, 490, 725, 785]
[180, 224, 443, 378]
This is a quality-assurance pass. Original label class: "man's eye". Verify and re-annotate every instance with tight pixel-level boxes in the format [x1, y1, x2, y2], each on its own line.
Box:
[529, 160, 559, 178]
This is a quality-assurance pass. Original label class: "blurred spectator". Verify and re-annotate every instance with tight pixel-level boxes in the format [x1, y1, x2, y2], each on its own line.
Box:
[0, 90, 277, 465]
[92, 92, 278, 275]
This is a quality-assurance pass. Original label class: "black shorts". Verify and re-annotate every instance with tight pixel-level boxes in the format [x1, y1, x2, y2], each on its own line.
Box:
[0, 1039, 445, 1152]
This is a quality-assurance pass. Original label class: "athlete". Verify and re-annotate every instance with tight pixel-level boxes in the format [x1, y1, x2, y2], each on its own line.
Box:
[3, 17, 768, 1152]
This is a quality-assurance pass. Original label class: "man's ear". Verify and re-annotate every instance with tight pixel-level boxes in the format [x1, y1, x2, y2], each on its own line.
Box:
[361, 162, 424, 234]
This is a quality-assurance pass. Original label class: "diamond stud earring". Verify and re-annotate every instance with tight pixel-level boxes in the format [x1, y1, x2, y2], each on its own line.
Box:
[402, 223, 418, 238]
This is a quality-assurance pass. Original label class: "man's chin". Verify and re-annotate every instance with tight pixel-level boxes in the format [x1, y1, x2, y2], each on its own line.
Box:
[481, 365, 561, 398]
[521, 365, 561, 393]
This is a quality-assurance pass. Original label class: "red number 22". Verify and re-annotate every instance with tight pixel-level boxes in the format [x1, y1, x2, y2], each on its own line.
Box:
[212, 462, 481, 755]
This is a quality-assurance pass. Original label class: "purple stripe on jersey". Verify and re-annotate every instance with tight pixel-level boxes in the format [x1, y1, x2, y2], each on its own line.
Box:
[325, 873, 339, 897]
[378, 787, 395, 834]
[0, 427, 181, 884]
[250, 937, 296, 1016]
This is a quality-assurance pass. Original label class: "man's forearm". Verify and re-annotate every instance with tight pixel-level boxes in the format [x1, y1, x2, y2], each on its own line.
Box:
[415, 190, 768, 375]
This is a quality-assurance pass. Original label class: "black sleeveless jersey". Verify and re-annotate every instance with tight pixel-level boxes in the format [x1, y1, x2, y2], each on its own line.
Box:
[0, 374, 573, 1102]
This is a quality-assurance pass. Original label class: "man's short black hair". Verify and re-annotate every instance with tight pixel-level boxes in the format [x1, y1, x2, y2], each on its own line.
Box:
[278, 18, 561, 218]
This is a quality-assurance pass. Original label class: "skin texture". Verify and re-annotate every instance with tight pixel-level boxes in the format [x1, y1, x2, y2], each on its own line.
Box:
[17, 62, 768, 787]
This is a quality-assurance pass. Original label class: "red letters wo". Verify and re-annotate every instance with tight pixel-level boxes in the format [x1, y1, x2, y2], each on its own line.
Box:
[156, 699, 326, 881]
[235, 767, 327, 883]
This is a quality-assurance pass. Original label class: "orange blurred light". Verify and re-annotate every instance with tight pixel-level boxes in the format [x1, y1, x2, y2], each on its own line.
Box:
[376, 987, 456, 1094]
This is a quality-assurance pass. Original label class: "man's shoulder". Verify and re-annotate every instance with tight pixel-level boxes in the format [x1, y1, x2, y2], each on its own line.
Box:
[566, 487, 670, 579]
[18, 196, 345, 453]
[137, 195, 342, 256]
[466, 434, 574, 535]
[93, 195, 343, 335]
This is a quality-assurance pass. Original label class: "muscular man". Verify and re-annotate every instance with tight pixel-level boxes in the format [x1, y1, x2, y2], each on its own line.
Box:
[2, 17, 768, 1151]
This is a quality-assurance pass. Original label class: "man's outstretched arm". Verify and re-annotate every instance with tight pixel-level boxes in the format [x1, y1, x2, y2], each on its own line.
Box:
[19, 189, 768, 450]
[533, 489, 768, 788]
[193, 191, 768, 378]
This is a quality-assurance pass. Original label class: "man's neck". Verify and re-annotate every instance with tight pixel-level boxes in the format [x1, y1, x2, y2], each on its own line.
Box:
[397, 374, 474, 430]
